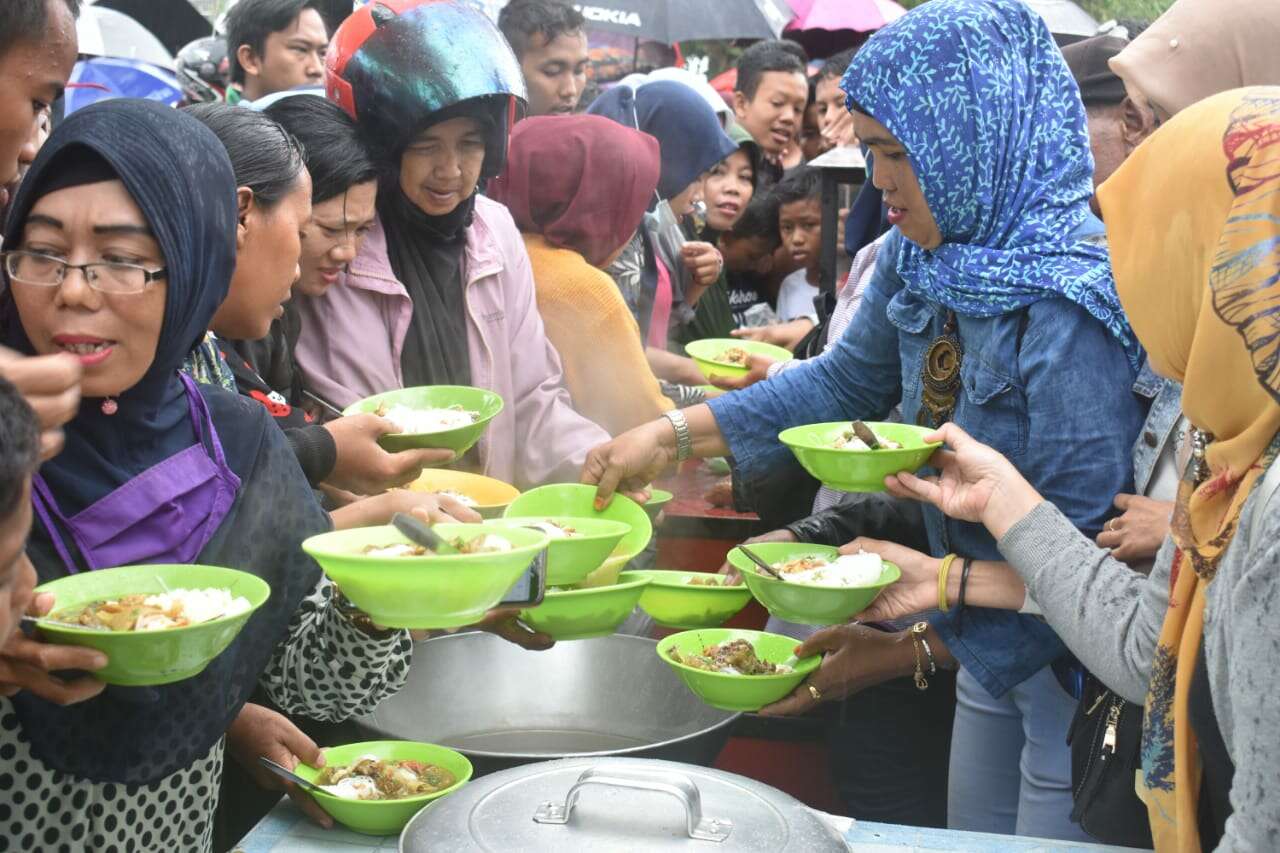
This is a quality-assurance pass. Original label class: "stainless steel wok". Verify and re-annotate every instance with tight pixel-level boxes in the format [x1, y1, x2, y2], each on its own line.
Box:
[352, 633, 739, 776]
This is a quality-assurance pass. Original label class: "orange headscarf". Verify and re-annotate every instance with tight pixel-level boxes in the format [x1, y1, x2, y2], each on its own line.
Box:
[1098, 86, 1280, 852]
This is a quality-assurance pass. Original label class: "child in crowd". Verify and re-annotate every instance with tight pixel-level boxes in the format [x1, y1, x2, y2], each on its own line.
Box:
[734, 166, 823, 351]
[732, 40, 808, 188]
[800, 79, 828, 162]
[674, 124, 765, 345]
[813, 48, 858, 149]
[718, 197, 782, 325]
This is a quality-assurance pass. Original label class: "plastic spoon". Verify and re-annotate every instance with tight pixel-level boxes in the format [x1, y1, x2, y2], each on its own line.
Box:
[257, 757, 328, 797]
[850, 420, 881, 449]
[392, 512, 458, 554]
[735, 545, 786, 581]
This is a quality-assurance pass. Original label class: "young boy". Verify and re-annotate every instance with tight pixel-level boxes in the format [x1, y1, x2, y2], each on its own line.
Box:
[734, 166, 822, 350]
[732, 40, 808, 186]
[719, 196, 781, 327]
[225, 0, 327, 103]
[813, 47, 857, 149]
[498, 0, 589, 117]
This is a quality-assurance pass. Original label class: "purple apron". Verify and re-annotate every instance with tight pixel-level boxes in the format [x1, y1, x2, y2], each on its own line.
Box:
[31, 373, 242, 573]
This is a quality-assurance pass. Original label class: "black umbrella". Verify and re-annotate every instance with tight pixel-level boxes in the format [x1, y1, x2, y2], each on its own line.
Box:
[93, 0, 211, 55]
[575, 0, 794, 42]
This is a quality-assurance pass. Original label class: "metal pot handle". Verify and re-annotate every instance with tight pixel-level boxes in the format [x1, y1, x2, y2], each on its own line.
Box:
[532, 767, 733, 842]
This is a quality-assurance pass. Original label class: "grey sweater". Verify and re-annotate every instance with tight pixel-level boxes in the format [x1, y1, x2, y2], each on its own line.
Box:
[1000, 468, 1280, 852]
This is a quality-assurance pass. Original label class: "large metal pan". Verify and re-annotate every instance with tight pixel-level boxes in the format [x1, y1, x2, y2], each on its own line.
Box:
[353, 633, 739, 775]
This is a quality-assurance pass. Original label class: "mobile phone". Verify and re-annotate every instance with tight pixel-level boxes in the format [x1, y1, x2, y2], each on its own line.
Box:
[498, 548, 547, 608]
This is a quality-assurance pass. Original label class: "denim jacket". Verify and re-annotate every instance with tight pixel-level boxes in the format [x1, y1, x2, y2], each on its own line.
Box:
[1131, 362, 1185, 496]
[708, 227, 1144, 697]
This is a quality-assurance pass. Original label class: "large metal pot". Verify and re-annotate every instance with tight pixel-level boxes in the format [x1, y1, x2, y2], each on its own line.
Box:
[353, 633, 739, 775]
[399, 757, 849, 852]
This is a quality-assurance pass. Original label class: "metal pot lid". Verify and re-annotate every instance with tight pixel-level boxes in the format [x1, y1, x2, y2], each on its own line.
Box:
[399, 757, 848, 852]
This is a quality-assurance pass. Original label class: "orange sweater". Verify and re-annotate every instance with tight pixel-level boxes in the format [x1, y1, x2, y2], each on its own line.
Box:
[523, 234, 674, 435]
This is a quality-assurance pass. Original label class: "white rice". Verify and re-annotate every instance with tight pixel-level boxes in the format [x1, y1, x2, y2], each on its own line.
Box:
[138, 588, 251, 630]
[380, 405, 476, 435]
[781, 551, 884, 587]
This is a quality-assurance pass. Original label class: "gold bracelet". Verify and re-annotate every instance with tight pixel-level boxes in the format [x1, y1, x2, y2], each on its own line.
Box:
[937, 553, 959, 612]
[909, 621, 931, 691]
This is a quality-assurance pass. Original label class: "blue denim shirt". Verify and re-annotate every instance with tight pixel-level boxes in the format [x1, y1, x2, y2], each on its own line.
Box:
[708, 228, 1144, 697]
[1131, 361, 1185, 496]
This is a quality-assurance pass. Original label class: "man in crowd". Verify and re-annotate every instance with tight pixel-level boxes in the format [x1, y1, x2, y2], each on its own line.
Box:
[1063, 35, 1159, 196]
[733, 40, 808, 187]
[498, 0, 590, 117]
[0, 0, 82, 462]
[225, 0, 328, 103]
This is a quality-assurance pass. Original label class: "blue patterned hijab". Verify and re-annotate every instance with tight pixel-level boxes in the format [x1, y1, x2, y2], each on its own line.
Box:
[841, 0, 1140, 366]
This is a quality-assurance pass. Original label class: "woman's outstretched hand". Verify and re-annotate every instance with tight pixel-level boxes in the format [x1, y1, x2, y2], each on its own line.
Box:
[884, 423, 1042, 540]
[844, 537, 940, 624]
[581, 420, 675, 509]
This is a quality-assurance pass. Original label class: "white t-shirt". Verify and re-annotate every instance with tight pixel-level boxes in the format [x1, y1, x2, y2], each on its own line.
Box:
[776, 269, 820, 322]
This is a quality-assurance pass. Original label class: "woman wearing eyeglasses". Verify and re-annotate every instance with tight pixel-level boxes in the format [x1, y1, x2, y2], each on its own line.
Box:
[0, 97, 413, 852]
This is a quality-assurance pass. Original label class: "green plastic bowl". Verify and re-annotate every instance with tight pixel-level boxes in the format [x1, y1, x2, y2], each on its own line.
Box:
[635, 570, 753, 629]
[641, 488, 674, 521]
[519, 571, 650, 640]
[343, 385, 503, 454]
[504, 484, 652, 588]
[301, 524, 548, 629]
[294, 740, 472, 836]
[482, 517, 631, 586]
[685, 338, 794, 380]
[657, 628, 821, 712]
[778, 421, 942, 493]
[34, 564, 270, 686]
[728, 542, 901, 626]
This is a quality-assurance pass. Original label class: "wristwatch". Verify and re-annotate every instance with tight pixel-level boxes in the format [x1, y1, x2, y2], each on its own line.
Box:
[663, 409, 693, 462]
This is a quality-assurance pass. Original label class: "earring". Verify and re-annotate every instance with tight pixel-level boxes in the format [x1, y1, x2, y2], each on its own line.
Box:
[101, 398, 118, 416]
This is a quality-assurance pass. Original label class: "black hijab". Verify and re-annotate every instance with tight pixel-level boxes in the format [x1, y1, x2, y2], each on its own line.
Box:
[379, 98, 504, 388]
[2, 99, 237, 513]
[3, 99, 326, 784]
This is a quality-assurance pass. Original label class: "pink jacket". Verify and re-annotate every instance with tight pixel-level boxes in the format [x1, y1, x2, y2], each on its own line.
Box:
[293, 195, 609, 490]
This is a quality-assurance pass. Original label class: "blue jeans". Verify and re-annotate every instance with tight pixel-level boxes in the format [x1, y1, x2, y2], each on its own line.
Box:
[947, 666, 1092, 842]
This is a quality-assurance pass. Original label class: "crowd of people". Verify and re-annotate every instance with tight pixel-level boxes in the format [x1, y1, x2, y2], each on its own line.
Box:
[0, 0, 1277, 850]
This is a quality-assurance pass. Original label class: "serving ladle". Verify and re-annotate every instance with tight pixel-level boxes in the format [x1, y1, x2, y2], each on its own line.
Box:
[734, 544, 786, 581]
[257, 756, 328, 797]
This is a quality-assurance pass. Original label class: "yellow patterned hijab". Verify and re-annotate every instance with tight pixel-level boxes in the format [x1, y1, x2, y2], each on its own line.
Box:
[1098, 87, 1280, 852]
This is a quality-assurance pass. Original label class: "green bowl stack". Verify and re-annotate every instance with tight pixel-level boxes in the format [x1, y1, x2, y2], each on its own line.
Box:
[728, 542, 900, 626]
[301, 523, 548, 629]
[343, 385, 503, 454]
[684, 338, 794, 380]
[519, 571, 651, 640]
[34, 564, 270, 686]
[778, 421, 941, 493]
[504, 484, 652, 588]
[635, 570, 753, 629]
[482, 516, 631, 586]
[294, 740, 473, 836]
[657, 628, 820, 712]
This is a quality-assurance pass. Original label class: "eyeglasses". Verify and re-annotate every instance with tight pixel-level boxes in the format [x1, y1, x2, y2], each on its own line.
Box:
[1, 250, 167, 295]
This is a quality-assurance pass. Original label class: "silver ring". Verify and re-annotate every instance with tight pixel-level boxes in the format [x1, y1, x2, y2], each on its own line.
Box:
[807, 684, 822, 701]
